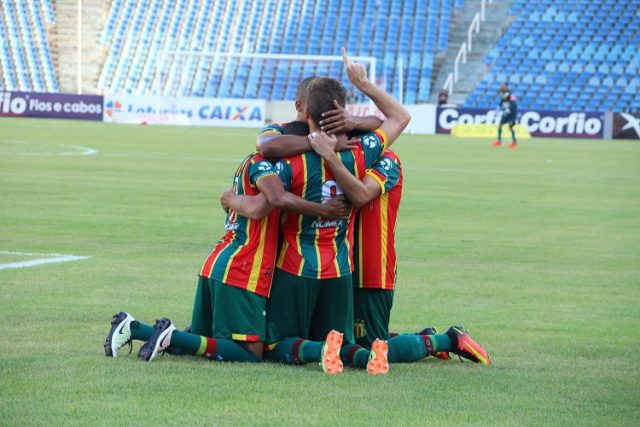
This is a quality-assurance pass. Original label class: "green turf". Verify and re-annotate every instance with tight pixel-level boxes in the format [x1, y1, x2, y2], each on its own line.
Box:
[1, 118, 638, 425]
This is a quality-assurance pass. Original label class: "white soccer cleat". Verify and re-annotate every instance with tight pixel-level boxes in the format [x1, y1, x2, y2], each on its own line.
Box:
[104, 311, 135, 358]
[138, 318, 176, 362]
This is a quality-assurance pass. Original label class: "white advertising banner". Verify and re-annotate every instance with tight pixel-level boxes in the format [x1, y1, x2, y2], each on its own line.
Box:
[103, 95, 266, 127]
[345, 103, 436, 135]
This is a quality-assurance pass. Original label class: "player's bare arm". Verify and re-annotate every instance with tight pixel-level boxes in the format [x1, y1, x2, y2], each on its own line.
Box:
[258, 132, 356, 158]
[320, 100, 383, 135]
[342, 48, 410, 145]
[257, 133, 310, 158]
[220, 188, 271, 220]
[221, 176, 351, 219]
[309, 132, 382, 207]
[257, 175, 351, 218]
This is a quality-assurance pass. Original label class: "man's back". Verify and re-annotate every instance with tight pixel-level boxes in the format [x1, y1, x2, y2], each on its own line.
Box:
[275, 150, 361, 279]
[275, 129, 387, 279]
[200, 153, 280, 297]
[354, 149, 403, 290]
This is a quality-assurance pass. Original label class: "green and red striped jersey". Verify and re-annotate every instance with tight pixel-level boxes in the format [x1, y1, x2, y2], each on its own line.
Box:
[354, 149, 403, 290]
[275, 129, 388, 279]
[199, 153, 280, 297]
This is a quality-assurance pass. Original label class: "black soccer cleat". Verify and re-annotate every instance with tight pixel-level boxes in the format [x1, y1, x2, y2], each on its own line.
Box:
[416, 326, 438, 336]
[104, 311, 135, 358]
[138, 318, 176, 362]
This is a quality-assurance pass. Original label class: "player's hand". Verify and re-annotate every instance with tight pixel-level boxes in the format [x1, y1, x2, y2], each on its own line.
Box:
[321, 196, 352, 219]
[319, 100, 357, 135]
[308, 131, 338, 158]
[342, 47, 367, 88]
[219, 188, 233, 214]
[334, 137, 358, 152]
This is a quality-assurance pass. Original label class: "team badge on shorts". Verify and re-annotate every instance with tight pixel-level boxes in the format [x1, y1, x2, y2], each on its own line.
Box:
[354, 319, 367, 340]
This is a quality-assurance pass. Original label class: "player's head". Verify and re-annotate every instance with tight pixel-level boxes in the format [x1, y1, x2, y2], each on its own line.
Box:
[295, 76, 317, 113]
[305, 77, 347, 131]
[500, 82, 508, 92]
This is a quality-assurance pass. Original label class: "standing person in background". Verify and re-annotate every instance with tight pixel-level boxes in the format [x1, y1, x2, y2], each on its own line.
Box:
[493, 82, 518, 149]
[438, 89, 449, 106]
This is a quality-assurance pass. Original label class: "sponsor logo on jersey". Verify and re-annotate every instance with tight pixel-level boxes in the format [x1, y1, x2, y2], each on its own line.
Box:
[257, 161, 271, 171]
[378, 157, 393, 171]
[361, 133, 379, 148]
[310, 219, 344, 229]
[321, 180, 344, 203]
[225, 222, 240, 231]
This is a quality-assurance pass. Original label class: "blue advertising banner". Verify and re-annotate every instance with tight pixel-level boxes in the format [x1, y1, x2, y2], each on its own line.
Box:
[0, 91, 103, 121]
[436, 107, 605, 138]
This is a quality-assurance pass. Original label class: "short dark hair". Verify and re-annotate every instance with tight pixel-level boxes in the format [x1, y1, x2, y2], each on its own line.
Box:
[306, 77, 346, 127]
[296, 76, 317, 104]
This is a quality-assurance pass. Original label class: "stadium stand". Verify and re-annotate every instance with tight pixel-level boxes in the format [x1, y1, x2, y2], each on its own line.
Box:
[96, 0, 457, 103]
[0, 0, 58, 92]
[465, 0, 640, 112]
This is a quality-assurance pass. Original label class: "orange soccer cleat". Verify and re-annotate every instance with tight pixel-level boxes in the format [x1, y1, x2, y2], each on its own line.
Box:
[320, 330, 344, 374]
[367, 339, 390, 375]
[492, 140, 502, 147]
[508, 142, 518, 149]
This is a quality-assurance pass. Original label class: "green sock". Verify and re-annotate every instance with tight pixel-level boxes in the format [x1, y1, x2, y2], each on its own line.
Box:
[425, 333, 453, 353]
[130, 321, 153, 341]
[387, 334, 428, 363]
[168, 329, 202, 354]
[340, 344, 369, 369]
[264, 338, 323, 364]
[299, 340, 323, 363]
[169, 330, 261, 362]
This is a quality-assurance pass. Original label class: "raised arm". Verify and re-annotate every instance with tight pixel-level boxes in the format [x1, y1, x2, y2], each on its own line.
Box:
[342, 48, 410, 146]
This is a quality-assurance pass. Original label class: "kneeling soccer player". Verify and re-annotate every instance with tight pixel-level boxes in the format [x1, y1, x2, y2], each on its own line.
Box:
[104, 152, 350, 362]
[310, 131, 491, 366]
[255, 50, 490, 370]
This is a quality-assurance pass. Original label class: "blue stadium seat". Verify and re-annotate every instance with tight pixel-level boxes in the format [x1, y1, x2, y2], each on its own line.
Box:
[94, 0, 452, 102]
[468, 0, 637, 112]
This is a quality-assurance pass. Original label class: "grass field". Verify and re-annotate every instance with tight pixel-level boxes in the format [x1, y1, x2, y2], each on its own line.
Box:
[1, 117, 639, 425]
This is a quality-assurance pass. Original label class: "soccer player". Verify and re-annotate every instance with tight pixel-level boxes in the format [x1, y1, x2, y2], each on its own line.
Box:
[256, 77, 383, 158]
[264, 71, 409, 369]
[309, 131, 491, 366]
[493, 82, 518, 149]
[104, 152, 351, 362]
[249, 50, 491, 369]
[228, 49, 410, 374]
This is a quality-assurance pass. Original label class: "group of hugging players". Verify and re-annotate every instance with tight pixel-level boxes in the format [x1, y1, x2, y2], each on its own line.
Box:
[105, 49, 491, 374]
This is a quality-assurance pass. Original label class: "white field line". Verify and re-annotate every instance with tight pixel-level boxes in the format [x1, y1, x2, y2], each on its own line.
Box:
[0, 139, 97, 156]
[0, 251, 91, 270]
[59, 145, 97, 156]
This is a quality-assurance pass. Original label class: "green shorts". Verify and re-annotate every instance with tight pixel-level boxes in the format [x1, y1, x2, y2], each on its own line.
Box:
[353, 287, 394, 348]
[190, 276, 266, 342]
[265, 268, 354, 344]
